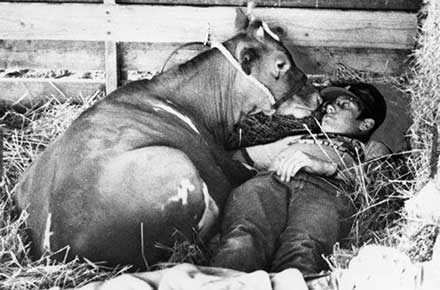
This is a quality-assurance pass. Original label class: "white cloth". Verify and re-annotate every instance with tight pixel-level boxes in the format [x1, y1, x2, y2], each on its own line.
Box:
[72, 264, 307, 290]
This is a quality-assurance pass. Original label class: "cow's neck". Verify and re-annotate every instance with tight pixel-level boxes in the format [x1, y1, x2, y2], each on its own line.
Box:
[151, 50, 241, 146]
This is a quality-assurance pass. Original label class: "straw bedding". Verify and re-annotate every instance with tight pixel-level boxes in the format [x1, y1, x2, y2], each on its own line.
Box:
[0, 1, 439, 288]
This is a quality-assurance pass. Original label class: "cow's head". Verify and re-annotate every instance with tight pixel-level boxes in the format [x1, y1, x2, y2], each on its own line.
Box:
[226, 8, 321, 119]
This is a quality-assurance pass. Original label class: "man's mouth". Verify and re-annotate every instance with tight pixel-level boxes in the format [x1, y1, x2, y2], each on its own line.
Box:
[322, 115, 333, 122]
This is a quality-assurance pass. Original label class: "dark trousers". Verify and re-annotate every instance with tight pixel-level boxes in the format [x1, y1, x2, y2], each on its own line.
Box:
[210, 172, 355, 275]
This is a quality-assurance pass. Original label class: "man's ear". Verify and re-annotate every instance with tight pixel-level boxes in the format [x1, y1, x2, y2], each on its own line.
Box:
[359, 118, 375, 132]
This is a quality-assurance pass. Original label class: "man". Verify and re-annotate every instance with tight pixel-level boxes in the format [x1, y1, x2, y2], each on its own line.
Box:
[210, 83, 387, 275]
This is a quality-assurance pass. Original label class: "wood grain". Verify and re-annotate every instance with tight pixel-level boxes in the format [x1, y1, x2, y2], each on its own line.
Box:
[0, 3, 417, 49]
[0, 78, 104, 107]
[0, 40, 411, 76]
[105, 41, 119, 93]
[6, 0, 101, 3]
[120, 42, 411, 76]
[117, 0, 421, 11]
[0, 40, 104, 70]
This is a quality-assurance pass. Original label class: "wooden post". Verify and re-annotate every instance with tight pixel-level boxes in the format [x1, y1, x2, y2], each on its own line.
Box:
[105, 41, 119, 94]
[105, 0, 119, 94]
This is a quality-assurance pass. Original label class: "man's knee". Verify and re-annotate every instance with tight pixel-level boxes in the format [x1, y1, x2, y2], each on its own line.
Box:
[211, 234, 265, 272]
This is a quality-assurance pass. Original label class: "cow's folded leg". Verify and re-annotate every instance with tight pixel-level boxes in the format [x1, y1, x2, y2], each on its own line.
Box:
[52, 146, 220, 269]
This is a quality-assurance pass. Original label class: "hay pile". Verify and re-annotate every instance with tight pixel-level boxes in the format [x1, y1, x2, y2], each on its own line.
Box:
[330, 0, 440, 267]
[0, 1, 439, 289]
[0, 93, 130, 289]
[390, 0, 440, 263]
[406, 0, 440, 188]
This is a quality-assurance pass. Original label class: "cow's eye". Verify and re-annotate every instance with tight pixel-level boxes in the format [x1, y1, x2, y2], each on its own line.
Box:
[241, 48, 258, 63]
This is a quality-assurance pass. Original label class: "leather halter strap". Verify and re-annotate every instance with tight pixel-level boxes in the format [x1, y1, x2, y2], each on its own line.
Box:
[209, 21, 286, 107]
[210, 41, 277, 106]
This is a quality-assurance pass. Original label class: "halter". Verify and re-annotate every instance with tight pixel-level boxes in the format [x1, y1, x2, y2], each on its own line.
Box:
[210, 41, 277, 106]
[209, 21, 287, 108]
[160, 21, 298, 110]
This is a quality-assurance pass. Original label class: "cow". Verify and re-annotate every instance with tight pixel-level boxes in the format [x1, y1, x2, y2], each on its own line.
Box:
[15, 9, 321, 269]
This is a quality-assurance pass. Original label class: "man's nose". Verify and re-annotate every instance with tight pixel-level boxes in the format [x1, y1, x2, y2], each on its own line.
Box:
[315, 92, 323, 107]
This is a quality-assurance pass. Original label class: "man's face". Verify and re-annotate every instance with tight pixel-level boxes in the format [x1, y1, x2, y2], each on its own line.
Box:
[321, 95, 364, 135]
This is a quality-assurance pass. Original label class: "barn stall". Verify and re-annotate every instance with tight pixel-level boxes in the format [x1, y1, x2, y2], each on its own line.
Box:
[0, 0, 419, 105]
[1, 0, 439, 289]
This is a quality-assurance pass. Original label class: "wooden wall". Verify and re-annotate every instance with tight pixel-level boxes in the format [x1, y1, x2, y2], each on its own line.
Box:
[3, 0, 422, 10]
[0, 0, 420, 106]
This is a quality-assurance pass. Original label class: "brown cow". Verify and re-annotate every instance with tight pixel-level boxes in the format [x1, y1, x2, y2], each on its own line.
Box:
[15, 9, 321, 269]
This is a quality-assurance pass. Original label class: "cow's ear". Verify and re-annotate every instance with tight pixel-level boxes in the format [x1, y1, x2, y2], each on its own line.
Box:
[236, 43, 257, 75]
[235, 8, 249, 31]
[271, 25, 287, 40]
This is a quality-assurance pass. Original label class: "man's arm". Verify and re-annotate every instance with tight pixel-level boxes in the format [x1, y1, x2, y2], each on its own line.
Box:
[268, 141, 360, 182]
[231, 136, 303, 170]
[231, 135, 360, 182]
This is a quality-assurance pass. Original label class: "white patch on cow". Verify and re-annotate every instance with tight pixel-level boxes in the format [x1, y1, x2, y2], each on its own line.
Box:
[167, 179, 195, 206]
[197, 182, 219, 238]
[152, 103, 200, 134]
[42, 212, 53, 251]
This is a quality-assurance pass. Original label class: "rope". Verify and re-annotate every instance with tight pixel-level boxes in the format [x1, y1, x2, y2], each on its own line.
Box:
[160, 41, 208, 74]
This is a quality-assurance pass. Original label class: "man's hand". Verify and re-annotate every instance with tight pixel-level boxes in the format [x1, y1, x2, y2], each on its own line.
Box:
[365, 140, 391, 160]
[242, 135, 304, 170]
[269, 149, 337, 182]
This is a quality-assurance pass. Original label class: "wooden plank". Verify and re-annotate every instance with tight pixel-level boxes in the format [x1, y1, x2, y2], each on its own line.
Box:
[0, 3, 417, 49]
[105, 41, 119, 93]
[0, 40, 410, 77]
[119, 42, 206, 75]
[0, 40, 104, 71]
[117, 0, 422, 11]
[104, 0, 119, 92]
[6, 0, 101, 3]
[0, 3, 108, 41]
[288, 46, 412, 76]
[0, 78, 105, 107]
[119, 42, 411, 77]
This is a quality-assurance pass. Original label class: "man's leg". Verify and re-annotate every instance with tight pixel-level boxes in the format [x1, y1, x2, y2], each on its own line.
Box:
[210, 173, 289, 272]
[270, 173, 355, 275]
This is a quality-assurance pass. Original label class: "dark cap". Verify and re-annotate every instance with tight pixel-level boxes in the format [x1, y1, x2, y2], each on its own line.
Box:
[320, 84, 387, 131]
